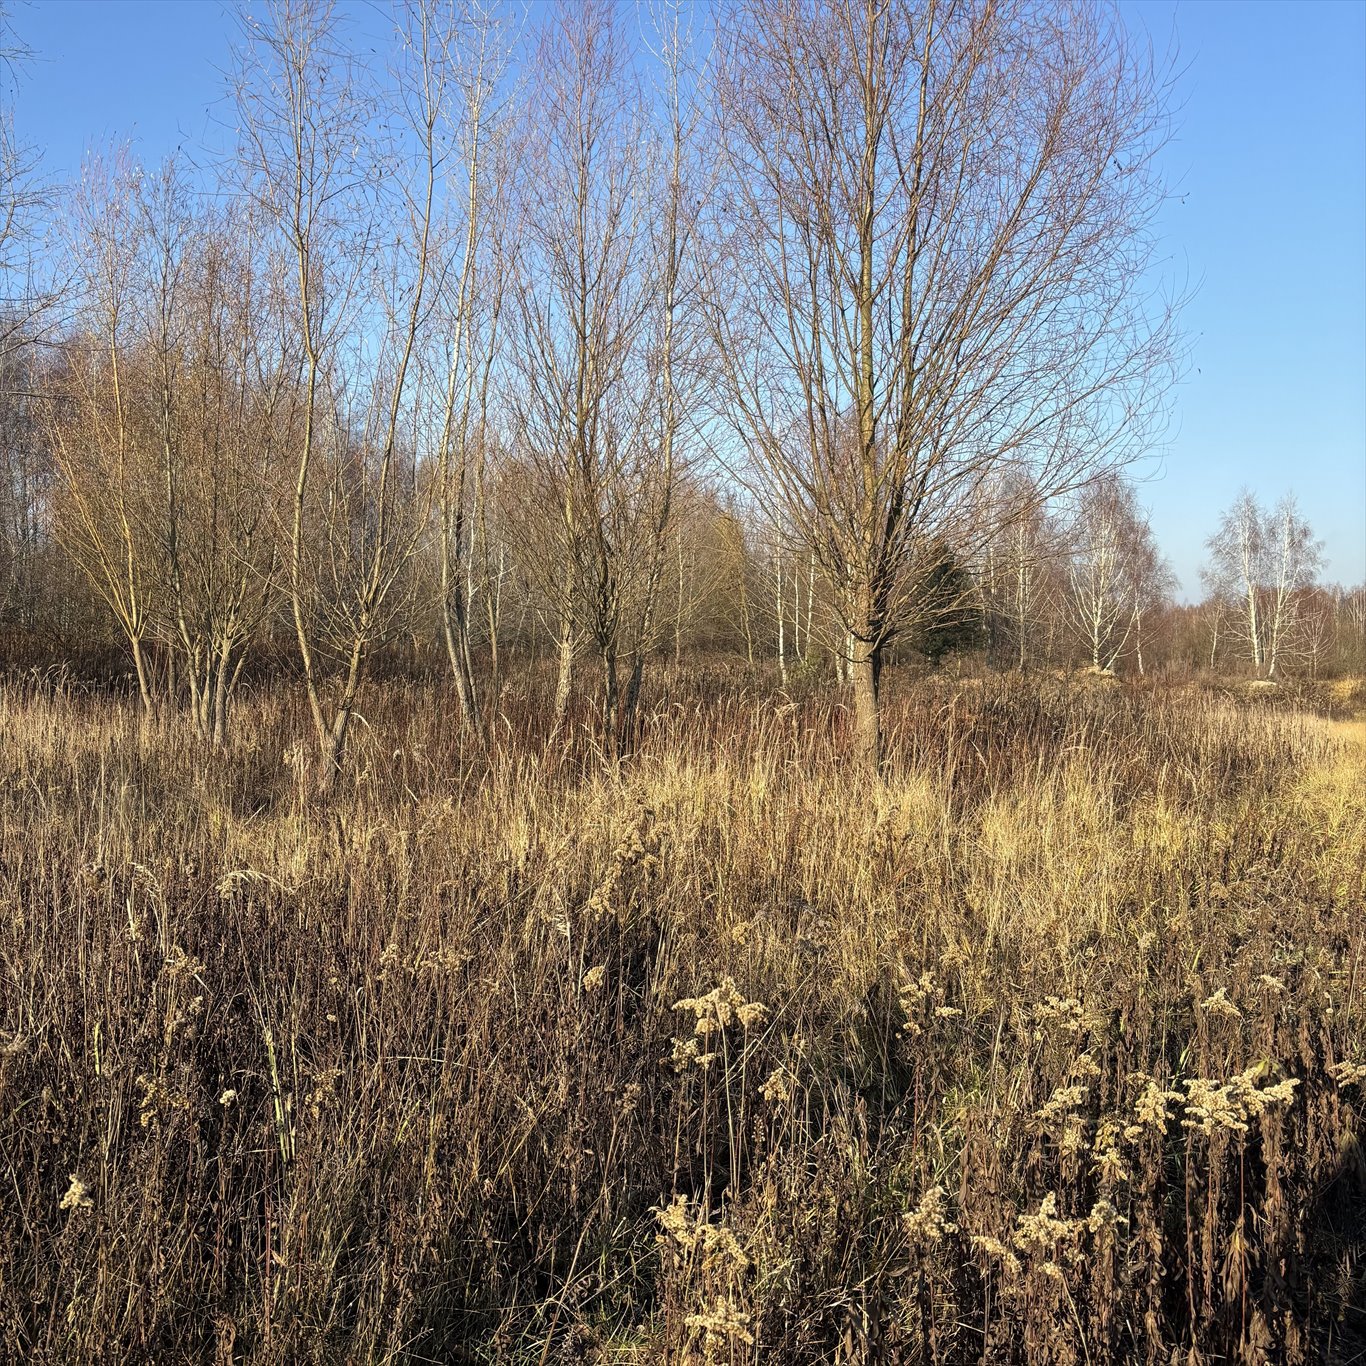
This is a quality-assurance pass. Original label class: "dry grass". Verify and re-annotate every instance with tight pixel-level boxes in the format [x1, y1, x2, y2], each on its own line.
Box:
[0, 671, 1362, 1363]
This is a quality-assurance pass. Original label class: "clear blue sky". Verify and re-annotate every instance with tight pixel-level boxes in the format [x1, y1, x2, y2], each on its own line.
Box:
[1123, 0, 1366, 595]
[10, 0, 1366, 596]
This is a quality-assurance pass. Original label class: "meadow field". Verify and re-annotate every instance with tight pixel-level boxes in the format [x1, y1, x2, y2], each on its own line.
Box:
[0, 670, 1362, 1364]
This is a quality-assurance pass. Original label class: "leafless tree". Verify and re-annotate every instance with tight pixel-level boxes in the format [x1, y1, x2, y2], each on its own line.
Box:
[616, 0, 712, 742]
[1129, 531, 1176, 676]
[138, 164, 283, 742]
[45, 154, 160, 711]
[979, 474, 1059, 671]
[0, 6, 50, 353]
[235, 0, 440, 789]
[44, 155, 283, 738]
[507, 0, 656, 749]
[1206, 490, 1322, 678]
[1201, 594, 1226, 672]
[1204, 490, 1266, 674]
[707, 0, 1177, 769]
[419, 0, 518, 746]
[1300, 587, 1334, 681]
[1260, 494, 1322, 677]
[1063, 475, 1158, 672]
[0, 8, 52, 635]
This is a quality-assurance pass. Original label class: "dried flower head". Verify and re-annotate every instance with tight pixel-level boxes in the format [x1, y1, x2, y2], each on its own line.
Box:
[760, 1066, 792, 1104]
[684, 1296, 754, 1350]
[1133, 1079, 1183, 1133]
[1036, 1084, 1088, 1122]
[1328, 1060, 1366, 1087]
[904, 1185, 958, 1246]
[970, 1234, 1022, 1277]
[674, 979, 767, 1039]
[59, 1174, 93, 1212]
[1091, 1120, 1130, 1185]
[1199, 987, 1243, 1020]
[1181, 1066, 1300, 1136]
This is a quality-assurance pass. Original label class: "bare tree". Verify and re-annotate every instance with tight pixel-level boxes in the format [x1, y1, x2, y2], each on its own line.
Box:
[707, 0, 1177, 769]
[1063, 475, 1153, 672]
[235, 0, 439, 790]
[422, 0, 517, 746]
[45, 154, 160, 712]
[1201, 594, 1226, 672]
[507, 0, 655, 749]
[1261, 494, 1322, 677]
[1204, 490, 1265, 674]
[0, 6, 54, 639]
[617, 0, 711, 743]
[1340, 583, 1366, 673]
[1300, 586, 1334, 681]
[1206, 490, 1321, 678]
[44, 156, 283, 737]
[0, 5, 49, 353]
[0, 324, 51, 639]
[138, 164, 283, 742]
[1129, 526, 1176, 676]
[979, 474, 1058, 671]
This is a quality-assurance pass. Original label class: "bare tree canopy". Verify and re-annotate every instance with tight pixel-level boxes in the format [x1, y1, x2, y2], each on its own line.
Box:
[6, 0, 1364, 776]
[706, 0, 1179, 767]
[1205, 489, 1323, 679]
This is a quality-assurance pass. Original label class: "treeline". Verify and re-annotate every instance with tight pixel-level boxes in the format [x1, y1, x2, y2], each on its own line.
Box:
[6, 390, 1361, 685]
[0, 1, 1358, 784]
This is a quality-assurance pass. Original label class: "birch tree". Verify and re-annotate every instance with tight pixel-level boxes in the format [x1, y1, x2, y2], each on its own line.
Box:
[1206, 490, 1321, 678]
[1261, 494, 1322, 677]
[1063, 476, 1149, 672]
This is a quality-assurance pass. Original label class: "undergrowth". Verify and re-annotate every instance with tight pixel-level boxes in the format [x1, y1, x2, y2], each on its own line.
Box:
[0, 672, 1361, 1363]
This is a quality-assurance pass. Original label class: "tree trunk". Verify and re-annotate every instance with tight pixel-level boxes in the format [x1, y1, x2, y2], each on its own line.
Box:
[600, 644, 620, 760]
[318, 709, 350, 799]
[551, 606, 574, 736]
[442, 584, 487, 746]
[487, 546, 504, 703]
[776, 553, 788, 687]
[131, 637, 155, 718]
[797, 554, 808, 661]
[737, 564, 754, 666]
[622, 651, 646, 756]
[211, 661, 230, 747]
[850, 636, 881, 774]
[674, 533, 684, 667]
[314, 637, 365, 798]
[1246, 585, 1263, 674]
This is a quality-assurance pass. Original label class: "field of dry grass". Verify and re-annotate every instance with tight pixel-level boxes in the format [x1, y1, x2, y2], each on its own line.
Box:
[0, 671, 1362, 1363]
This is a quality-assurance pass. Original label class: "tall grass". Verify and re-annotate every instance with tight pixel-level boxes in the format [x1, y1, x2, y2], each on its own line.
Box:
[0, 672, 1361, 1362]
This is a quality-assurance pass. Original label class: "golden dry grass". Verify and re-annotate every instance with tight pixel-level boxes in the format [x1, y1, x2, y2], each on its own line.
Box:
[0, 671, 1361, 1363]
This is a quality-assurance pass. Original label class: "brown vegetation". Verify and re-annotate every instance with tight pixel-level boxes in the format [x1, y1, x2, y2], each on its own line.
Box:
[0, 670, 1361, 1362]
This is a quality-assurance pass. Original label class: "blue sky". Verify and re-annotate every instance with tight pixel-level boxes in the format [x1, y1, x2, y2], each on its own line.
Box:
[10, 0, 1365, 595]
[1123, 0, 1365, 595]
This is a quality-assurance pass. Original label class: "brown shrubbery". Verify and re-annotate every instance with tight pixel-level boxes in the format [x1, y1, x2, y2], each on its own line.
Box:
[0, 672, 1361, 1362]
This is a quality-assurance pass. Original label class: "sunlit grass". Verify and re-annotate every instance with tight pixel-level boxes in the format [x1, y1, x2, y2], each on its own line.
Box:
[0, 671, 1361, 1362]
